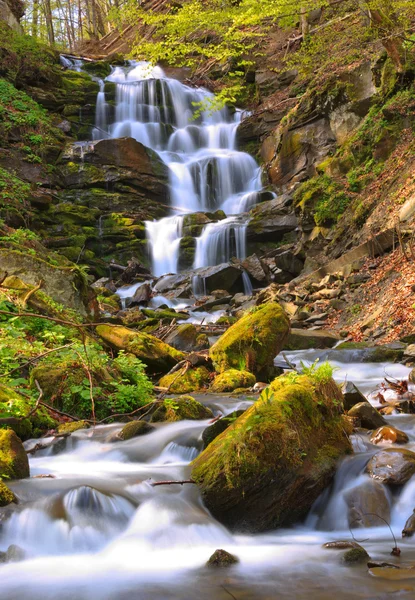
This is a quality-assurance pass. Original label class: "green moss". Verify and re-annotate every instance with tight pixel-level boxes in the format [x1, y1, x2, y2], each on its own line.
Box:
[0, 383, 56, 440]
[118, 420, 154, 440]
[151, 395, 213, 422]
[0, 428, 29, 479]
[211, 369, 256, 393]
[206, 549, 239, 567]
[293, 174, 351, 227]
[209, 303, 290, 378]
[342, 547, 369, 564]
[159, 366, 211, 394]
[82, 61, 112, 78]
[57, 420, 89, 434]
[0, 480, 16, 506]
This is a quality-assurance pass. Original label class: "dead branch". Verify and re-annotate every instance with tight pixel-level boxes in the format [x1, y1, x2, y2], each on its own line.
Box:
[150, 479, 195, 487]
[21, 280, 43, 307]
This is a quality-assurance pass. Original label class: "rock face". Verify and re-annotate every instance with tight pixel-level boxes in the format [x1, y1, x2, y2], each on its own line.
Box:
[247, 195, 298, 242]
[0, 429, 29, 479]
[209, 303, 290, 379]
[159, 366, 211, 394]
[96, 324, 185, 373]
[0, 0, 23, 31]
[366, 448, 415, 486]
[151, 396, 213, 422]
[210, 369, 256, 393]
[344, 480, 391, 528]
[347, 402, 387, 429]
[191, 372, 351, 532]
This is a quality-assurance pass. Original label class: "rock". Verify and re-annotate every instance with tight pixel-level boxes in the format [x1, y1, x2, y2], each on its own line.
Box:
[96, 324, 185, 373]
[191, 372, 351, 532]
[0, 383, 57, 440]
[366, 448, 415, 486]
[370, 426, 409, 445]
[206, 549, 239, 568]
[57, 421, 90, 434]
[202, 410, 246, 448]
[347, 402, 387, 429]
[210, 370, 256, 393]
[151, 396, 213, 422]
[342, 546, 370, 564]
[4, 544, 25, 562]
[323, 541, 361, 550]
[0, 480, 16, 507]
[57, 119, 71, 133]
[129, 283, 152, 306]
[241, 254, 267, 282]
[159, 366, 211, 394]
[164, 324, 209, 353]
[209, 303, 290, 379]
[0, 429, 29, 479]
[284, 329, 340, 351]
[410, 368, 415, 384]
[247, 197, 298, 242]
[367, 561, 400, 569]
[155, 263, 244, 296]
[117, 420, 155, 441]
[403, 344, 415, 364]
[369, 567, 415, 580]
[305, 313, 328, 323]
[274, 250, 304, 277]
[402, 509, 415, 538]
[344, 480, 391, 528]
[342, 382, 367, 411]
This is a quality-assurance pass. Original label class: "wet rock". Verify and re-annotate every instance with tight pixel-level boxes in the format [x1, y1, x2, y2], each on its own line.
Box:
[202, 410, 246, 448]
[342, 546, 370, 564]
[159, 366, 211, 394]
[369, 567, 415, 580]
[210, 369, 256, 393]
[347, 402, 387, 429]
[284, 329, 340, 351]
[366, 448, 415, 486]
[206, 549, 239, 568]
[241, 254, 267, 282]
[58, 421, 90, 434]
[0, 481, 16, 507]
[4, 544, 25, 563]
[117, 420, 155, 441]
[129, 283, 152, 306]
[192, 372, 351, 532]
[342, 382, 367, 411]
[344, 480, 391, 528]
[96, 324, 185, 373]
[164, 324, 209, 353]
[402, 508, 415, 538]
[209, 303, 290, 379]
[370, 426, 409, 445]
[323, 541, 361, 550]
[367, 561, 400, 569]
[0, 429, 29, 480]
[151, 395, 213, 422]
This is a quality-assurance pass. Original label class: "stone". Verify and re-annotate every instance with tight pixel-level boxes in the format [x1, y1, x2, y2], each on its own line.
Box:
[4, 544, 25, 562]
[57, 119, 71, 133]
[155, 263, 244, 296]
[210, 370, 256, 393]
[209, 303, 290, 379]
[191, 372, 351, 532]
[284, 329, 340, 351]
[403, 344, 415, 363]
[129, 283, 152, 306]
[370, 426, 409, 445]
[323, 541, 361, 550]
[247, 196, 298, 242]
[96, 324, 185, 373]
[117, 420, 155, 441]
[342, 382, 367, 411]
[164, 324, 209, 353]
[159, 366, 211, 394]
[305, 313, 328, 323]
[0, 429, 29, 480]
[366, 448, 415, 485]
[151, 396, 213, 422]
[241, 254, 267, 282]
[202, 410, 246, 448]
[347, 402, 387, 429]
[344, 480, 391, 528]
[0, 480, 16, 507]
[402, 509, 415, 538]
[342, 547, 370, 564]
[206, 549, 239, 568]
[274, 250, 304, 277]
[57, 421, 89, 434]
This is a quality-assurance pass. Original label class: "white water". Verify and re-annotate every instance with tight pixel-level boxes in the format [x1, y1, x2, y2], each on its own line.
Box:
[3, 357, 415, 599]
[96, 61, 263, 286]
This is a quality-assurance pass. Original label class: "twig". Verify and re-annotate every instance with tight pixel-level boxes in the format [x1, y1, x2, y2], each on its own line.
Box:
[149, 479, 195, 487]
[221, 586, 238, 600]
[96, 399, 162, 424]
[39, 400, 94, 423]
[21, 280, 43, 306]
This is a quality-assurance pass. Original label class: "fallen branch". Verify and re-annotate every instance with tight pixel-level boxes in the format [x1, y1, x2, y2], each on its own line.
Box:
[21, 280, 43, 307]
[150, 479, 195, 487]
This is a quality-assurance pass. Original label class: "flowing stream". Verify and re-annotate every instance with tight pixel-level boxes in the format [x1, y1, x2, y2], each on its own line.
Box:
[2, 352, 415, 599]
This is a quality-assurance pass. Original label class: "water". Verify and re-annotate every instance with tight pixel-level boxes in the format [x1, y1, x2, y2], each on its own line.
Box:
[3, 358, 415, 599]
[97, 61, 263, 285]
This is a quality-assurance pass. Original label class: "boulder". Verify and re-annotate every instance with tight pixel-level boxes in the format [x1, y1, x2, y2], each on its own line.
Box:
[342, 382, 367, 411]
[0, 383, 56, 440]
[117, 420, 155, 441]
[247, 196, 298, 242]
[0, 481, 16, 507]
[129, 283, 152, 306]
[370, 426, 409, 445]
[274, 250, 304, 277]
[151, 396, 213, 422]
[342, 547, 370, 564]
[206, 549, 239, 568]
[347, 402, 387, 429]
[154, 263, 244, 295]
[344, 480, 391, 528]
[96, 324, 185, 373]
[209, 303, 290, 379]
[159, 366, 211, 394]
[0, 429, 29, 480]
[164, 324, 209, 353]
[241, 254, 267, 282]
[284, 329, 340, 351]
[366, 448, 415, 486]
[191, 372, 351, 532]
[402, 509, 415, 538]
[210, 370, 256, 393]
[202, 410, 245, 448]
[57, 421, 90, 434]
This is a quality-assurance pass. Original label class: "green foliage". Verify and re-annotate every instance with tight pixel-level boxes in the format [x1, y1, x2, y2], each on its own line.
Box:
[294, 174, 350, 226]
[0, 168, 31, 225]
[300, 360, 335, 384]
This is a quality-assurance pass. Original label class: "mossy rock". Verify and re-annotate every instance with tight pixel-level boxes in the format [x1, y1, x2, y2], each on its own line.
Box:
[209, 303, 290, 379]
[159, 366, 211, 394]
[210, 369, 256, 393]
[0, 480, 16, 507]
[151, 395, 213, 422]
[82, 60, 112, 78]
[0, 429, 29, 480]
[57, 421, 90, 434]
[191, 372, 351, 532]
[164, 323, 205, 353]
[117, 420, 155, 441]
[202, 410, 245, 448]
[342, 547, 370, 564]
[96, 324, 185, 374]
[206, 549, 239, 568]
[0, 384, 56, 440]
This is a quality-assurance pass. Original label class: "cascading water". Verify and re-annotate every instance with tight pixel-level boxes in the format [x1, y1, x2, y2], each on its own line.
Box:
[97, 61, 263, 286]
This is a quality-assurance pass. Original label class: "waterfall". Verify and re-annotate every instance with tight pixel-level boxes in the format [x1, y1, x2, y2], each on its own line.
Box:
[92, 79, 109, 140]
[95, 60, 265, 286]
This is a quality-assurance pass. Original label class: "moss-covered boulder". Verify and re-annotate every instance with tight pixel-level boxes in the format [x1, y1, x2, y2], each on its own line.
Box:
[202, 410, 245, 448]
[96, 324, 185, 373]
[191, 371, 351, 532]
[209, 303, 290, 379]
[57, 421, 90, 434]
[0, 481, 16, 507]
[159, 366, 210, 394]
[0, 384, 57, 440]
[117, 420, 154, 441]
[0, 429, 29, 480]
[151, 396, 213, 422]
[210, 369, 256, 393]
[206, 549, 239, 567]
[342, 546, 370, 564]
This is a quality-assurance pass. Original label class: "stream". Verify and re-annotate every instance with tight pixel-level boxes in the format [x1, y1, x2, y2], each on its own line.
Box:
[1, 351, 415, 599]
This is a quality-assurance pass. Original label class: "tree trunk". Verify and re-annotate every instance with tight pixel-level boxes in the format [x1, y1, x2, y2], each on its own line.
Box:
[43, 0, 55, 45]
[32, 0, 39, 38]
[300, 6, 310, 37]
[368, 6, 406, 72]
